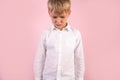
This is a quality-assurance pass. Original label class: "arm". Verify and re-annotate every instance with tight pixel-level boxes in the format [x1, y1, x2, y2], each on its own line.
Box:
[74, 30, 85, 80]
[34, 32, 46, 80]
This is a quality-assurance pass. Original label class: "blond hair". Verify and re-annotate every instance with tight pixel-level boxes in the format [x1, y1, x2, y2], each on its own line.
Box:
[48, 0, 71, 14]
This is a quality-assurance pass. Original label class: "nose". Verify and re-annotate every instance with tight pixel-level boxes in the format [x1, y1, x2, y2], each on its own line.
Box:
[55, 18, 62, 24]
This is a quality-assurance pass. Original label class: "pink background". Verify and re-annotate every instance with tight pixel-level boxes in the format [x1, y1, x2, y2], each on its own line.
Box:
[0, 0, 120, 80]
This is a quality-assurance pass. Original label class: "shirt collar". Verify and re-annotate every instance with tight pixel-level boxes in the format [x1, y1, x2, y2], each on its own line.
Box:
[50, 23, 71, 31]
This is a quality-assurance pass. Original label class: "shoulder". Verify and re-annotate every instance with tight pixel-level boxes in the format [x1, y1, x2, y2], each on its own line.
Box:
[70, 27, 82, 38]
[37, 27, 50, 41]
[41, 27, 51, 36]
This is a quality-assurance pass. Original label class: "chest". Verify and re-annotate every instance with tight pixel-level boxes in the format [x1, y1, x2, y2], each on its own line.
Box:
[46, 31, 76, 50]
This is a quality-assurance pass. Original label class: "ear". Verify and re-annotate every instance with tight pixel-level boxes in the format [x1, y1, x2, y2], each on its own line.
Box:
[68, 10, 71, 15]
[66, 10, 71, 16]
[48, 9, 53, 16]
[48, 9, 51, 16]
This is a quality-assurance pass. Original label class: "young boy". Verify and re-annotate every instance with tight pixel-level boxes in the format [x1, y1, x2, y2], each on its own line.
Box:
[34, 0, 85, 80]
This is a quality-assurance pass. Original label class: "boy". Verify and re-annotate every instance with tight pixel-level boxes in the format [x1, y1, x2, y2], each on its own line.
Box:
[34, 0, 85, 80]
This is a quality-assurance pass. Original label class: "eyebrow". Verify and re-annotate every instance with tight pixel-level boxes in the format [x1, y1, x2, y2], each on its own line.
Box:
[60, 16, 65, 18]
[53, 16, 57, 18]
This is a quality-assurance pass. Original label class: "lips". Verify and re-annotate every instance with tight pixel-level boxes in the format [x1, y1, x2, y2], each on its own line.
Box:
[56, 24, 62, 26]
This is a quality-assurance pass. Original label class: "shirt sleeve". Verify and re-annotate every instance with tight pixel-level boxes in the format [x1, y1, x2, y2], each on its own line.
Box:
[74, 30, 85, 80]
[34, 31, 46, 80]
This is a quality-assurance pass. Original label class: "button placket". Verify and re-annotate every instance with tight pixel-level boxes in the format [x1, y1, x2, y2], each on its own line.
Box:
[57, 31, 62, 80]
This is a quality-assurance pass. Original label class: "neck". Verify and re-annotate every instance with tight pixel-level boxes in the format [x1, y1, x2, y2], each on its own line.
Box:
[57, 23, 68, 31]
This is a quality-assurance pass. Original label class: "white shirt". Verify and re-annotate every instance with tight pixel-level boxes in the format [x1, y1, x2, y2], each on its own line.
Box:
[34, 24, 85, 80]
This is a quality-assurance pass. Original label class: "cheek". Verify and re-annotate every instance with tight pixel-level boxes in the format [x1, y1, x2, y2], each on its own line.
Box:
[53, 19, 56, 23]
[63, 18, 67, 22]
[51, 18, 55, 22]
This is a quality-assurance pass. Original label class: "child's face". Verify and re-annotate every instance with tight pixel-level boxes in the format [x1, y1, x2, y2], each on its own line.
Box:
[49, 10, 71, 30]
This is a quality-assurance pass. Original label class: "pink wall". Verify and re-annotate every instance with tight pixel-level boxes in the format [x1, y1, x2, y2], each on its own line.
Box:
[0, 0, 120, 80]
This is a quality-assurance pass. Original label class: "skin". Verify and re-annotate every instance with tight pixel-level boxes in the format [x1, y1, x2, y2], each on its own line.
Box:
[48, 10, 71, 31]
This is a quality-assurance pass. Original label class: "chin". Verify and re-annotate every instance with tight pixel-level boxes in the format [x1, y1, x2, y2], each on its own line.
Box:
[56, 25, 62, 28]
[58, 26, 63, 28]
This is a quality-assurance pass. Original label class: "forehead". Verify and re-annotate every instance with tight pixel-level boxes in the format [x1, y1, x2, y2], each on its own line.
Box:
[50, 10, 68, 16]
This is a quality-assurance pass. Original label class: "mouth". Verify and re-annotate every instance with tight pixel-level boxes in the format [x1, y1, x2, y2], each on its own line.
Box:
[56, 24, 62, 26]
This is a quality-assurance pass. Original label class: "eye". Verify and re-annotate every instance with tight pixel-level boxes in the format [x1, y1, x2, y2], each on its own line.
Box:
[53, 16, 57, 19]
[60, 16, 65, 18]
